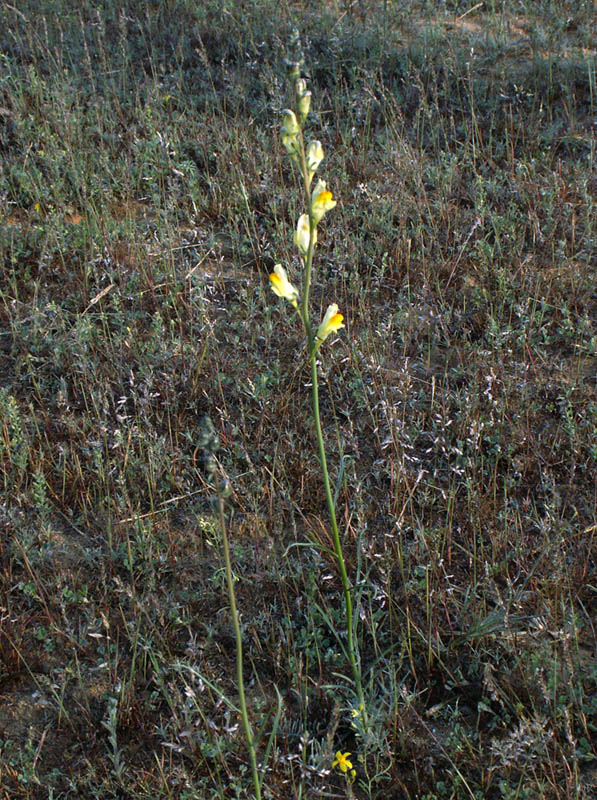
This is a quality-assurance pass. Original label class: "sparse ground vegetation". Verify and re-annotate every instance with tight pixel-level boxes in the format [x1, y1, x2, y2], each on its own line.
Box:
[0, 1, 595, 798]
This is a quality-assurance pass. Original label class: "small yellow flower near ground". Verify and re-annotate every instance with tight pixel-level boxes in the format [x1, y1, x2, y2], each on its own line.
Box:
[311, 179, 337, 223]
[317, 304, 345, 343]
[294, 213, 316, 256]
[269, 264, 299, 307]
[332, 751, 353, 773]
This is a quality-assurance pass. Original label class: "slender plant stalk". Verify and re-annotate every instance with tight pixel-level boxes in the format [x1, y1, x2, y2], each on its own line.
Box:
[215, 473, 262, 800]
[308, 343, 362, 702]
[295, 101, 364, 714]
[272, 63, 367, 732]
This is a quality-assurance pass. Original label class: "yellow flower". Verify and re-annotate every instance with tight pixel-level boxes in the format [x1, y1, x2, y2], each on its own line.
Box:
[295, 78, 307, 96]
[332, 751, 353, 773]
[269, 264, 299, 307]
[294, 214, 316, 256]
[311, 179, 336, 223]
[306, 140, 324, 181]
[317, 304, 344, 343]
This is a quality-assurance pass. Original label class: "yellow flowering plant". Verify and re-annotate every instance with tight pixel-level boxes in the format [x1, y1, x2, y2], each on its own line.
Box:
[332, 751, 357, 791]
[269, 60, 366, 727]
[332, 751, 353, 773]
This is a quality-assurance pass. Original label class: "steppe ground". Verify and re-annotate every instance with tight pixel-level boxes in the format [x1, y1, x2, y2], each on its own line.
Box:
[0, 1, 596, 798]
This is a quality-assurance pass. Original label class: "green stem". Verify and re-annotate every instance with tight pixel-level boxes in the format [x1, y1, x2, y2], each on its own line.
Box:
[309, 345, 362, 702]
[216, 474, 261, 800]
[294, 121, 364, 711]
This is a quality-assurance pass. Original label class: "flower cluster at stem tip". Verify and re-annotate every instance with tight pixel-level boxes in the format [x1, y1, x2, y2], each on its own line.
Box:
[269, 69, 344, 346]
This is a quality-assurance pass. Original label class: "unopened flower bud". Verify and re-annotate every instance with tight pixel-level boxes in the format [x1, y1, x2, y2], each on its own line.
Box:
[298, 90, 311, 122]
[294, 214, 316, 256]
[282, 132, 300, 156]
[286, 60, 301, 80]
[306, 140, 324, 179]
[282, 109, 299, 135]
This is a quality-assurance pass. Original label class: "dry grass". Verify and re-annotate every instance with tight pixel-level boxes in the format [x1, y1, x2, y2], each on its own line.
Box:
[0, 1, 595, 798]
